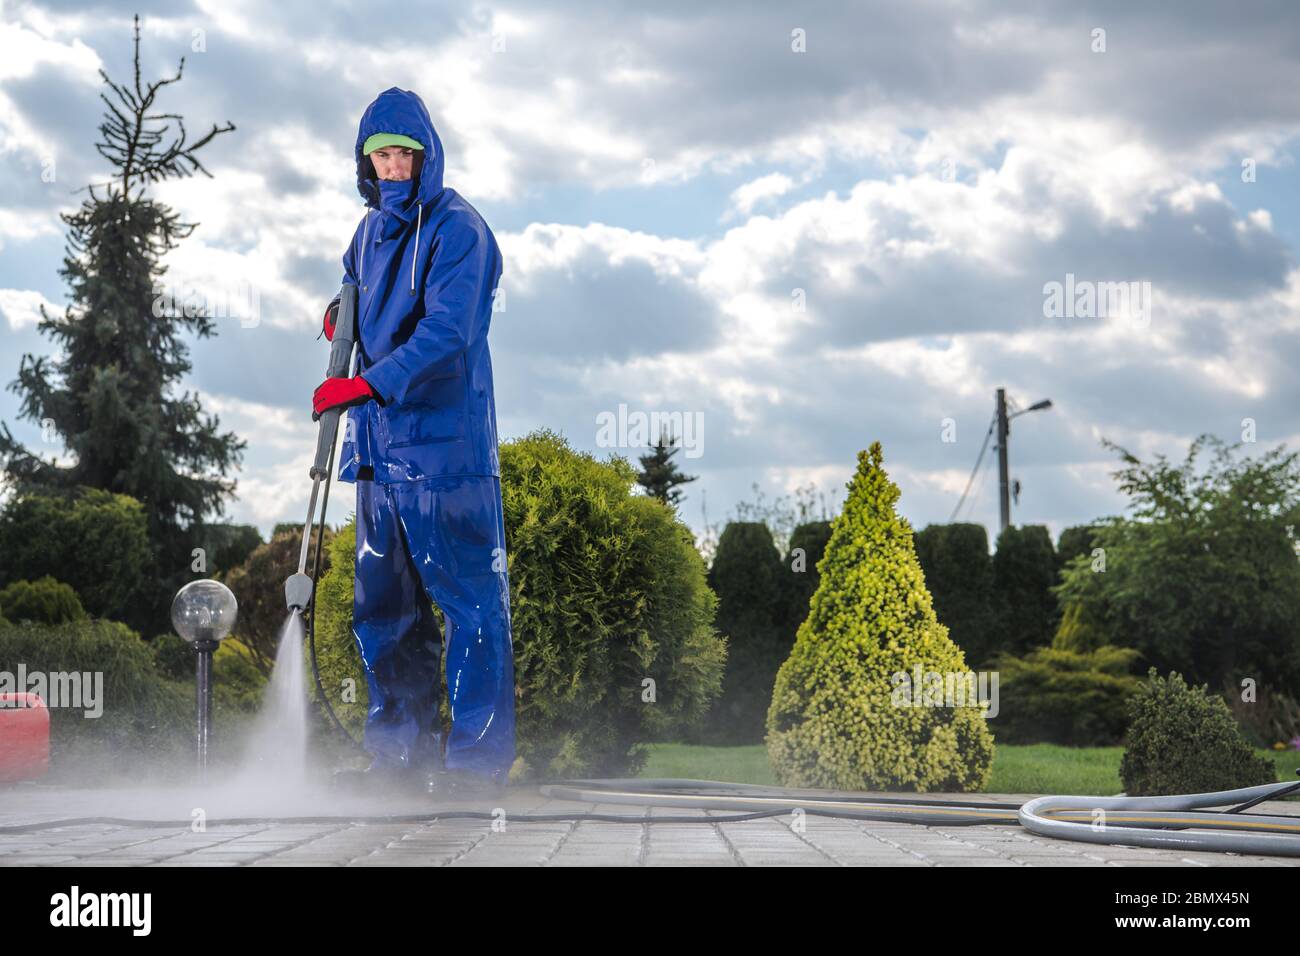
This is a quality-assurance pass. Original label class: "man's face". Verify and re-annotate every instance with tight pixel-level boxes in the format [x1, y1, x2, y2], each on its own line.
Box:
[370, 146, 416, 182]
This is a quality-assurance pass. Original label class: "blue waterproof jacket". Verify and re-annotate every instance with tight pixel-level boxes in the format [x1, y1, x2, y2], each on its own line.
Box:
[337, 87, 504, 483]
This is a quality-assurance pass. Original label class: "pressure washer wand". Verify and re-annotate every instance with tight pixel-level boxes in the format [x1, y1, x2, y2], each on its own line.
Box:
[284, 283, 359, 613]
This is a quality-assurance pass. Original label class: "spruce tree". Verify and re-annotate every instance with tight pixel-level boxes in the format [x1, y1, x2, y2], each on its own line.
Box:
[635, 425, 697, 506]
[767, 442, 995, 791]
[0, 15, 241, 634]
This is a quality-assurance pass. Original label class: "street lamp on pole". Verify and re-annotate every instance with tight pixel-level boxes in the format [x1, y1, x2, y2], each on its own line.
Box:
[171, 580, 238, 783]
[996, 390, 1053, 533]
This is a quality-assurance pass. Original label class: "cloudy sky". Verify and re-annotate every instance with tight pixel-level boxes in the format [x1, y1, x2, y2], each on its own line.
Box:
[2, 0, 1299, 551]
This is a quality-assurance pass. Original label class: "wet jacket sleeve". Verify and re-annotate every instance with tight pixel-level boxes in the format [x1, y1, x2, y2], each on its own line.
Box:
[362, 219, 497, 407]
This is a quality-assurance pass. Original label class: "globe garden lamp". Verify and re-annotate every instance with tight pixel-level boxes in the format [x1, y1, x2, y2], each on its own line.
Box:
[171, 580, 238, 780]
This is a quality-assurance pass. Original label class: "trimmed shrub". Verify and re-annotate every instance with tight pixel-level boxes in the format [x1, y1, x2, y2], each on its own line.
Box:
[0, 487, 151, 625]
[1120, 668, 1274, 795]
[782, 520, 833, 633]
[0, 618, 192, 777]
[314, 428, 725, 779]
[767, 442, 995, 792]
[990, 524, 1059, 659]
[914, 523, 998, 669]
[691, 522, 788, 744]
[991, 645, 1141, 745]
[0, 576, 87, 625]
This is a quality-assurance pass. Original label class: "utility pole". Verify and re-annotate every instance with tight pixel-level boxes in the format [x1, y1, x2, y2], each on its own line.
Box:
[996, 388, 1010, 533]
[995, 388, 1053, 534]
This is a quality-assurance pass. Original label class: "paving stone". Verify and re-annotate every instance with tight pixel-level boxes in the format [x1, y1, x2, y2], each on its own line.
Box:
[2, 785, 1297, 867]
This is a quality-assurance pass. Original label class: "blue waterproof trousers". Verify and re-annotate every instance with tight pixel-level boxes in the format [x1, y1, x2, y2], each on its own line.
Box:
[352, 472, 516, 782]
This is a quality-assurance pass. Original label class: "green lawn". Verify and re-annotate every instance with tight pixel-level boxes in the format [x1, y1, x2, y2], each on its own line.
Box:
[638, 742, 1300, 796]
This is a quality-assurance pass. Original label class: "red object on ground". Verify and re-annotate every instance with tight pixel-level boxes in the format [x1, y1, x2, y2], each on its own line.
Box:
[0, 693, 50, 782]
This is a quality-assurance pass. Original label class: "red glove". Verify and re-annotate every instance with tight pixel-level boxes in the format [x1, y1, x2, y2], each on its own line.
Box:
[322, 296, 340, 342]
[312, 375, 376, 421]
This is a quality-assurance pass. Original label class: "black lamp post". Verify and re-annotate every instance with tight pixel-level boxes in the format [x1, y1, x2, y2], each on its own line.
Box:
[170, 580, 238, 782]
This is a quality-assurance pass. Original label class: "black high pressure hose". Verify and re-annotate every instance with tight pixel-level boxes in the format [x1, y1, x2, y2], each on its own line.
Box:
[302, 435, 365, 753]
[6, 778, 1300, 858]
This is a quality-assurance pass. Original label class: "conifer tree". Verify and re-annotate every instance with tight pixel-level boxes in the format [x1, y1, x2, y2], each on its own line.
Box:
[766, 442, 995, 791]
[0, 15, 241, 633]
[635, 424, 696, 507]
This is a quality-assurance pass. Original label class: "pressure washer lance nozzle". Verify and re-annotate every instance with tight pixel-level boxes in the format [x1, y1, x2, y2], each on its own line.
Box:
[284, 572, 314, 613]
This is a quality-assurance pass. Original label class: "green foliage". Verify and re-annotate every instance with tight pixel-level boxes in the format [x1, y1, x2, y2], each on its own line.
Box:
[781, 520, 833, 633]
[1055, 434, 1300, 690]
[199, 523, 263, 575]
[1053, 601, 1110, 653]
[914, 522, 998, 668]
[0, 487, 151, 627]
[1056, 524, 1101, 570]
[767, 442, 995, 792]
[990, 524, 1059, 658]
[0, 618, 192, 773]
[690, 522, 789, 744]
[0, 576, 88, 625]
[1120, 668, 1275, 795]
[991, 645, 1141, 746]
[313, 429, 726, 779]
[211, 637, 270, 715]
[312, 520, 370, 738]
[1226, 683, 1300, 750]
[148, 632, 194, 681]
[698, 481, 839, 567]
[222, 526, 333, 674]
[147, 630, 267, 715]
[0, 22, 242, 639]
[635, 426, 697, 507]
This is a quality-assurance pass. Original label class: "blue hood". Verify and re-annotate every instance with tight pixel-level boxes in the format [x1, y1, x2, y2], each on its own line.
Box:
[354, 87, 445, 214]
[338, 85, 505, 485]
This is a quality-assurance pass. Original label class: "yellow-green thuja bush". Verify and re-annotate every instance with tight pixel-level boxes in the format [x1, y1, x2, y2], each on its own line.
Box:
[766, 442, 995, 792]
[313, 428, 725, 779]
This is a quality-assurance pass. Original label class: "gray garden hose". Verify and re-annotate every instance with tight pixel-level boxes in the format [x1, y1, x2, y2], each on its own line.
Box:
[539, 777, 1300, 857]
[1018, 782, 1300, 857]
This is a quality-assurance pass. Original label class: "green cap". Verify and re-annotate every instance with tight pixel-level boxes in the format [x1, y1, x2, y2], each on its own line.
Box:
[363, 132, 425, 155]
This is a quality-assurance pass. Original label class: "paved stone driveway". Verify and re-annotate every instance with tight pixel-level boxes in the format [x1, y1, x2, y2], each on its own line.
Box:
[1, 784, 1296, 866]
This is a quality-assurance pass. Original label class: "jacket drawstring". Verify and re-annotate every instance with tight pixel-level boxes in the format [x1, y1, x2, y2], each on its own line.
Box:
[410, 201, 422, 295]
[358, 196, 418, 295]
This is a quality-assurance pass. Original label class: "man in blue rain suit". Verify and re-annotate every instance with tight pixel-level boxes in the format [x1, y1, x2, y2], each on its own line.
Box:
[313, 87, 514, 795]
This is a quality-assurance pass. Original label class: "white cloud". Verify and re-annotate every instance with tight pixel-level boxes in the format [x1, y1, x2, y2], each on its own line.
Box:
[724, 172, 794, 220]
[0, 19, 100, 82]
[0, 287, 60, 330]
[6, 0, 1300, 538]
